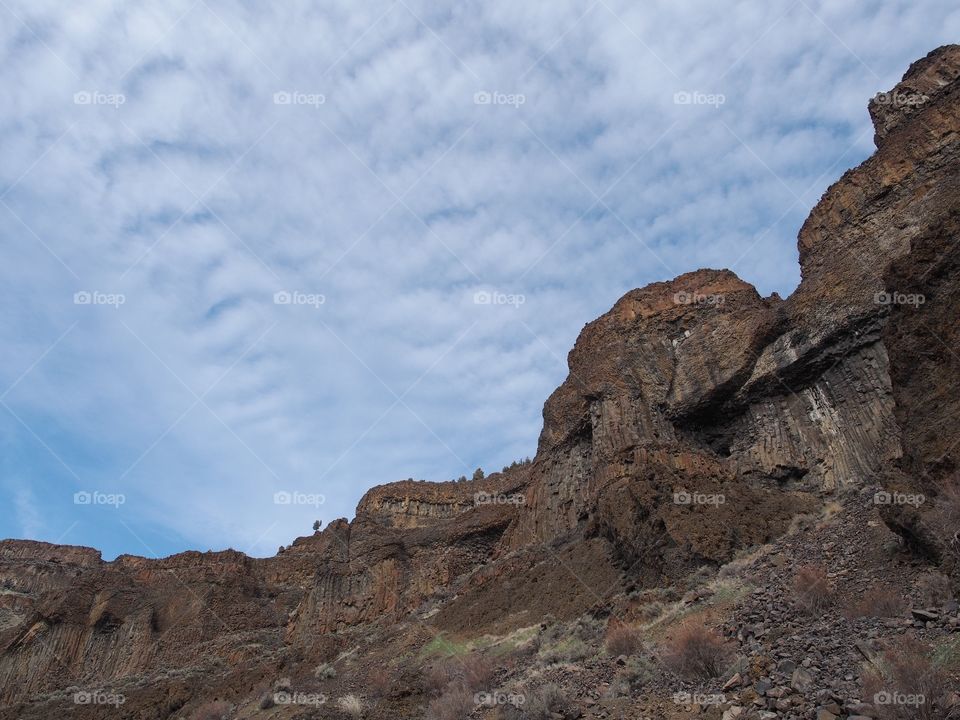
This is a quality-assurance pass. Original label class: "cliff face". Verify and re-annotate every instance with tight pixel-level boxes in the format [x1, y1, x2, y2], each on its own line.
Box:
[2, 45, 959, 720]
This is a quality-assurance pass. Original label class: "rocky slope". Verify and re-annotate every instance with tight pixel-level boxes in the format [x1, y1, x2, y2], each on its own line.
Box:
[1, 45, 959, 720]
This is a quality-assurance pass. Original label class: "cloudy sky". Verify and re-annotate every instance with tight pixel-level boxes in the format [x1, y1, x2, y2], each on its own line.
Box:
[1, 0, 956, 560]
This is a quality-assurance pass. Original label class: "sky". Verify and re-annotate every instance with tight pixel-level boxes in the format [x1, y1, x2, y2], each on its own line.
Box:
[1, 0, 957, 561]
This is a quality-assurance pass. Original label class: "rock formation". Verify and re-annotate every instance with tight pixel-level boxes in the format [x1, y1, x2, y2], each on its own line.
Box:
[1, 45, 959, 720]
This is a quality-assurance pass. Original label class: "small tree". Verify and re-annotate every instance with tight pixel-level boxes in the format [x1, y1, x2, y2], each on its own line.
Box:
[312, 520, 321, 532]
[472, 467, 485, 481]
[457, 475, 467, 483]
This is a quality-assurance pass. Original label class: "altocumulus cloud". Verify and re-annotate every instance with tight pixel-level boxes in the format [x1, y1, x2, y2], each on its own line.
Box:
[0, 0, 956, 558]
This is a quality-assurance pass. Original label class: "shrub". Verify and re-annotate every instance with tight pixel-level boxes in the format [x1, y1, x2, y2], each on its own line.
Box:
[460, 653, 494, 692]
[424, 686, 474, 720]
[258, 692, 274, 710]
[683, 565, 714, 590]
[573, 615, 605, 643]
[522, 684, 576, 720]
[718, 558, 749, 580]
[538, 618, 564, 646]
[424, 661, 455, 696]
[610, 655, 656, 696]
[424, 653, 493, 696]
[636, 600, 666, 623]
[604, 624, 643, 656]
[191, 701, 231, 720]
[916, 571, 953, 607]
[314, 662, 336, 679]
[846, 586, 904, 618]
[539, 637, 590, 664]
[792, 565, 835, 613]
[933, 637, 960, 670]
[787, 512, 817, 535]
[862, 637, 950, 720]
[367, 666, 393, 698]
[536, 615, 603, 663]
[661, 624, 728, 681]
[337, 694, 364, 718]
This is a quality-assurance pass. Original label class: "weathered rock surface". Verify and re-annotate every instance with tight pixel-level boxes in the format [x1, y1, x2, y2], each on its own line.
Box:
[1, 44, 959, 720]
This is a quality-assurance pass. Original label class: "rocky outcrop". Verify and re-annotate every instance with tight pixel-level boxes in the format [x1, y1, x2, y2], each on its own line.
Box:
[1, 45, 959, 720]
[512, 45, 960, 569]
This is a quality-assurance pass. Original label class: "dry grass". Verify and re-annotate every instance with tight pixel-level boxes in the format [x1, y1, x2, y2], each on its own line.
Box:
[424, 652, 493, 696]
[845, 586, 904, 619]
[538, 637, 591, 664]
[367, 666, 394, 698]
[521, 683, 576, 720]
[424, 686, 474, 720]
[792, 564, 835, 613]
[337, 694, 364, 718]
[718, 544, 772, 579]
[862, 637, 951, 720]
[934, 474, 960, 533]
[611, 655, 656, 696]
[572, 615, 605, 643]
[604, 623, 643, 656]
[536, 616, 599, 664]
[635, 600, 667, 623]
[314, 662, 336, 679]
[424, 662, 455, 696]
[787, 501, 841, 536]
[787, 512, 818, 535]
[661, 623, 729, 681]
[916, 571, 953, 607]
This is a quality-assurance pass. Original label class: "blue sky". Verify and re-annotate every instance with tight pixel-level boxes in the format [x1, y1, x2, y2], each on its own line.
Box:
[1, 0, 957, 560]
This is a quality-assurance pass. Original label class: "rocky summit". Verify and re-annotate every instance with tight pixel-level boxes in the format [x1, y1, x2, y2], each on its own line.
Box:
[2, 46, 960, 720]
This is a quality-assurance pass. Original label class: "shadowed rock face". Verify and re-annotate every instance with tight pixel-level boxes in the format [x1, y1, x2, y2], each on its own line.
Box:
[2, 45, 959, 720]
